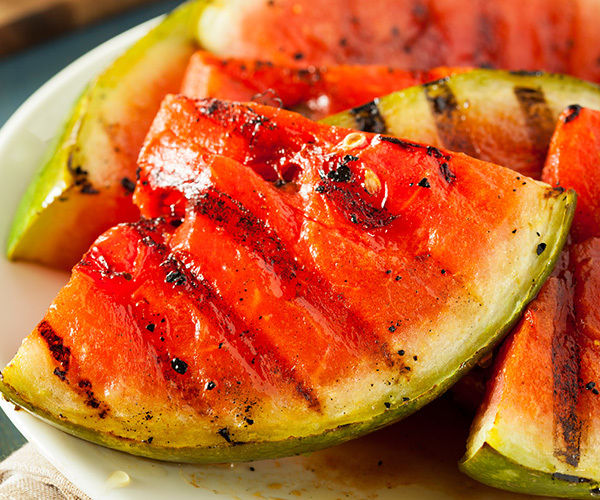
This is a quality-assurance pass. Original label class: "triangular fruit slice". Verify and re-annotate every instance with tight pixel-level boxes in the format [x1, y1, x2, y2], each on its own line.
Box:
[0, 98, 574, 462]
[542, 106, 600, 243]
[6, 1, 205, 270]
[197, 0, 583, 79]
[325, 69, 600, 179]
[461, 240, 600, 498]
[461, 107, 600, 497]
[180, 50, 467, 120]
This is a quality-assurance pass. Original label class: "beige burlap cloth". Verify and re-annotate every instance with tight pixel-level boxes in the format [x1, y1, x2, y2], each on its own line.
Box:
[0, 444, 90, 500]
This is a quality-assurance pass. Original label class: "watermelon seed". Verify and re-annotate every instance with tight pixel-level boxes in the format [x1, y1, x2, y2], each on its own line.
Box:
[171, 358, 188, 374]
[363, 169, 382, 195]
[417, 178, 431, 188]
[536, 243, 547, 255]
[340, 132, 367, 150]
[205, 381, 216, 391]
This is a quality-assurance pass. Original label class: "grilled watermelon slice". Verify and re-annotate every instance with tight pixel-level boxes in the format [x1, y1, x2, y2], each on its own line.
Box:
[460, 107, 600, 497]
[196, 0, 600, 81]
[325, 69, 600, 180]
[180, 50, 467, 120]
[6, 0, 205, 270]
[461, 240, 600, 498]
[0, 97, 574, 462]
[542, 106, 600, 243]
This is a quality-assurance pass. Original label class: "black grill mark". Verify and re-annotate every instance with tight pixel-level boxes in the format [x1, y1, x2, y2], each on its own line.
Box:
[513, 86, 556, 168]
[194, 189, 395, 368]
[551, 472, 590, 484]
[509, 70, 544, 77]
[128, 221, 324, 412]
[38, 321, 70, 371]
[552, 299, 582, 467]
[67, 154, 99, 195]
[424, 80, 477, 157]
[218, 427, 232, 443]
[121, 177, 136, 194]
[349, 100, 388, 133]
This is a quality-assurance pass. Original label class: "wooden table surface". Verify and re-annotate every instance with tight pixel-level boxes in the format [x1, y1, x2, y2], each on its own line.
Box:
[0, 0, 180, 461]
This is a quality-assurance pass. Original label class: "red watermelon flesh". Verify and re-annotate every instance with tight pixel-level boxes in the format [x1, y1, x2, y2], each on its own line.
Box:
[0, 96, 573, 461]
[542, 106, 600, 243]
[197, 0, 600, 82]
[180, 50, 468, 120]
[135, 95, 570, 385]
[462, 109, 600, 492]
[463, 239, 600, 490]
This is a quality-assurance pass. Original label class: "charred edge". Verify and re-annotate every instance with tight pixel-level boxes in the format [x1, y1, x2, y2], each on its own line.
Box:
[197, 97, 225, 117]
[67, 153, 99, 195]
[327, 155, 358, 183]
[121, 177, 136, 194]
[318, 176, 397, 229]
[378, 136, 455, 184]
[439, 162, 455, 183]
[218, 427, 234, 444]
[513, 86, 556, 162]
[509, 70, 545, 77]
[195, 99, 278, 145]
[551, 472, 591, 484]
[379, 135, 424, 150]
[552, 304, 583, 467]
[78, 380, 99, 409]
[194, 189, 394, 370]
[349, 99, 388, 134]
[38, 320, 70, 372]
[423, 80, 477, 157]
[564, 104, 582, 124]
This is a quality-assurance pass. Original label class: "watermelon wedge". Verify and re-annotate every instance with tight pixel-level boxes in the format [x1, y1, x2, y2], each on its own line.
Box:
[0, 97, 574, 462]
[180, 50, 467, 120]
[542, 106, 600, 243]
[461, 107, 600, 497]
[6, 0, 206, 270]
[325, 69, 600, 180]
[197, 0, 599, 82]
[461, 240, 600, 498]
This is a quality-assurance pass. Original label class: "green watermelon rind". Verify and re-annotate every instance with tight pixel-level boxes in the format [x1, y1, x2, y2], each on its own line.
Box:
[6, 0, 206, 270]
[0, 188, 576, 463]
[460, 443, 600, 498]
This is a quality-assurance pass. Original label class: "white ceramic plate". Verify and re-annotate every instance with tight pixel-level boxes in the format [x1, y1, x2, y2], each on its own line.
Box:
[0, 16, 540, 500]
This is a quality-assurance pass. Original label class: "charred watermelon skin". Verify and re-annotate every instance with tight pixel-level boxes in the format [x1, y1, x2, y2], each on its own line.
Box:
[0, 97, 575, 463]
[6, 1, 205, 270]
[324, 70, 600, 180]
